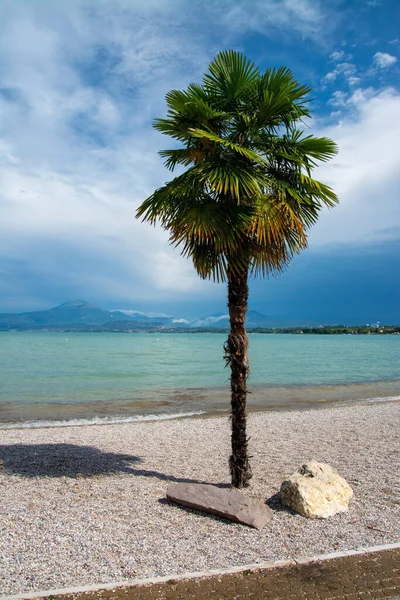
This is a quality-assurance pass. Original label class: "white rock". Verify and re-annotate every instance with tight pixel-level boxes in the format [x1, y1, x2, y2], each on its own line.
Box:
[280, 460, 353, 519]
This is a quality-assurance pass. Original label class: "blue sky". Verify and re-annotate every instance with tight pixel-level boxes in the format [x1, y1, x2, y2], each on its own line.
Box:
[0, 0, 399, 323]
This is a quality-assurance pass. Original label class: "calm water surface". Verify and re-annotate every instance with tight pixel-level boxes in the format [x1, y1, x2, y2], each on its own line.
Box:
[0, 332, 399, 426]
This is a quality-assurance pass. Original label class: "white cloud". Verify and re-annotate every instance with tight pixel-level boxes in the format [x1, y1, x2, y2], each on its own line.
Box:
[115, 309, 172, 317]
[372, 52, 397, 69]
[328, 90, 348, 106]
[322, 71, 338, 83]
[215, 0, 326, 41]
[192, 314, 229, 327]
[311, 88, 400, 246]
[330, 50, 345, 61]
[338, 62, 357, 76]
[347, 76, 361, 86]
[327, 86, 378, 110]
[322, 61, 357, 85]
[0, 0, 219, 307]
[348, 86, 377, 105]
[330, 50, 352, 62]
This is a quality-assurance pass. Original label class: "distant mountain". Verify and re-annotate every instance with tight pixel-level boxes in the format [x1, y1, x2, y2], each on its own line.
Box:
[0, 300, 138, 329]
[0, 300, 273, 331]
[246, 310, 275, 328]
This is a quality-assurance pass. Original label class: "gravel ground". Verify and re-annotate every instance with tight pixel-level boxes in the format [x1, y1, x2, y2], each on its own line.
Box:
[0, 401, 399, 596]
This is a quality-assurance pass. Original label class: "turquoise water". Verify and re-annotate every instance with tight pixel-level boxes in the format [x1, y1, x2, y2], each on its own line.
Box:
[0, 332, 399, 426]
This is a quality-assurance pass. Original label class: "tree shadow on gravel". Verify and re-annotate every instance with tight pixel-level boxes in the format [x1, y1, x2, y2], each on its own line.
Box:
[0, 443, 224, 485]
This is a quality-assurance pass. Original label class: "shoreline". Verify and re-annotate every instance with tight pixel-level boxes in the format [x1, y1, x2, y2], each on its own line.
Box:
[1, 400, 399, 596]
[2, 393, 400, 430]
[2, 377, 400, 429]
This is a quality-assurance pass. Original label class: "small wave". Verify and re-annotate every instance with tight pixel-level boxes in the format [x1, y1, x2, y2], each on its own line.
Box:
[0, 411, 206, 429]
[362, 394, 400, 404]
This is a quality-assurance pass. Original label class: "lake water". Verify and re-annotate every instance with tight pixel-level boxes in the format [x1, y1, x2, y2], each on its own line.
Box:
[0, 332, 399, 427]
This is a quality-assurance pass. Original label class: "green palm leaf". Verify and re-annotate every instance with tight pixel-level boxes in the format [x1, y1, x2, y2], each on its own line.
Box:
[203, 50, 260, 105]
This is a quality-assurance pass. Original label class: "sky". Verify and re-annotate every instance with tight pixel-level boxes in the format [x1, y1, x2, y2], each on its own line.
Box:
[0, 0, 399, 324]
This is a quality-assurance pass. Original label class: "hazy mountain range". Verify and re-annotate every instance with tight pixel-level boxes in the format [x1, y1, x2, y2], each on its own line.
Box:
[0, 300, 276, 331]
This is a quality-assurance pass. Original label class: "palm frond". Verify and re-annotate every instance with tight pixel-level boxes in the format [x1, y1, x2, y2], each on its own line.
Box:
[190, 243, 228, 282]
[136, 50, 338, 282]
[188, 127, 267, 164]
[193, 158, 264, 201]
[203, 50, 260, 107]
[295, 135, 339, 163]
[159, 148, 196, 170]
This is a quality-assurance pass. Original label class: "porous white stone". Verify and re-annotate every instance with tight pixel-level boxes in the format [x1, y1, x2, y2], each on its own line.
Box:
[280, 460, 353, 519]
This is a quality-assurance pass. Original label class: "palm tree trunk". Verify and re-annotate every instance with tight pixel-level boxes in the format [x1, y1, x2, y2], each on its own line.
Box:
[224, 260, 252, 488]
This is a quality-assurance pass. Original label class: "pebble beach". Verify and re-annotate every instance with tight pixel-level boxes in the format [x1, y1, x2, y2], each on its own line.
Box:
[1, 400, 399, 597]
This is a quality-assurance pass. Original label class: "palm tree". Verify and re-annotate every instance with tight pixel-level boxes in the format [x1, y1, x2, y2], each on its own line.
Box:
[136, 51, 338, 488]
